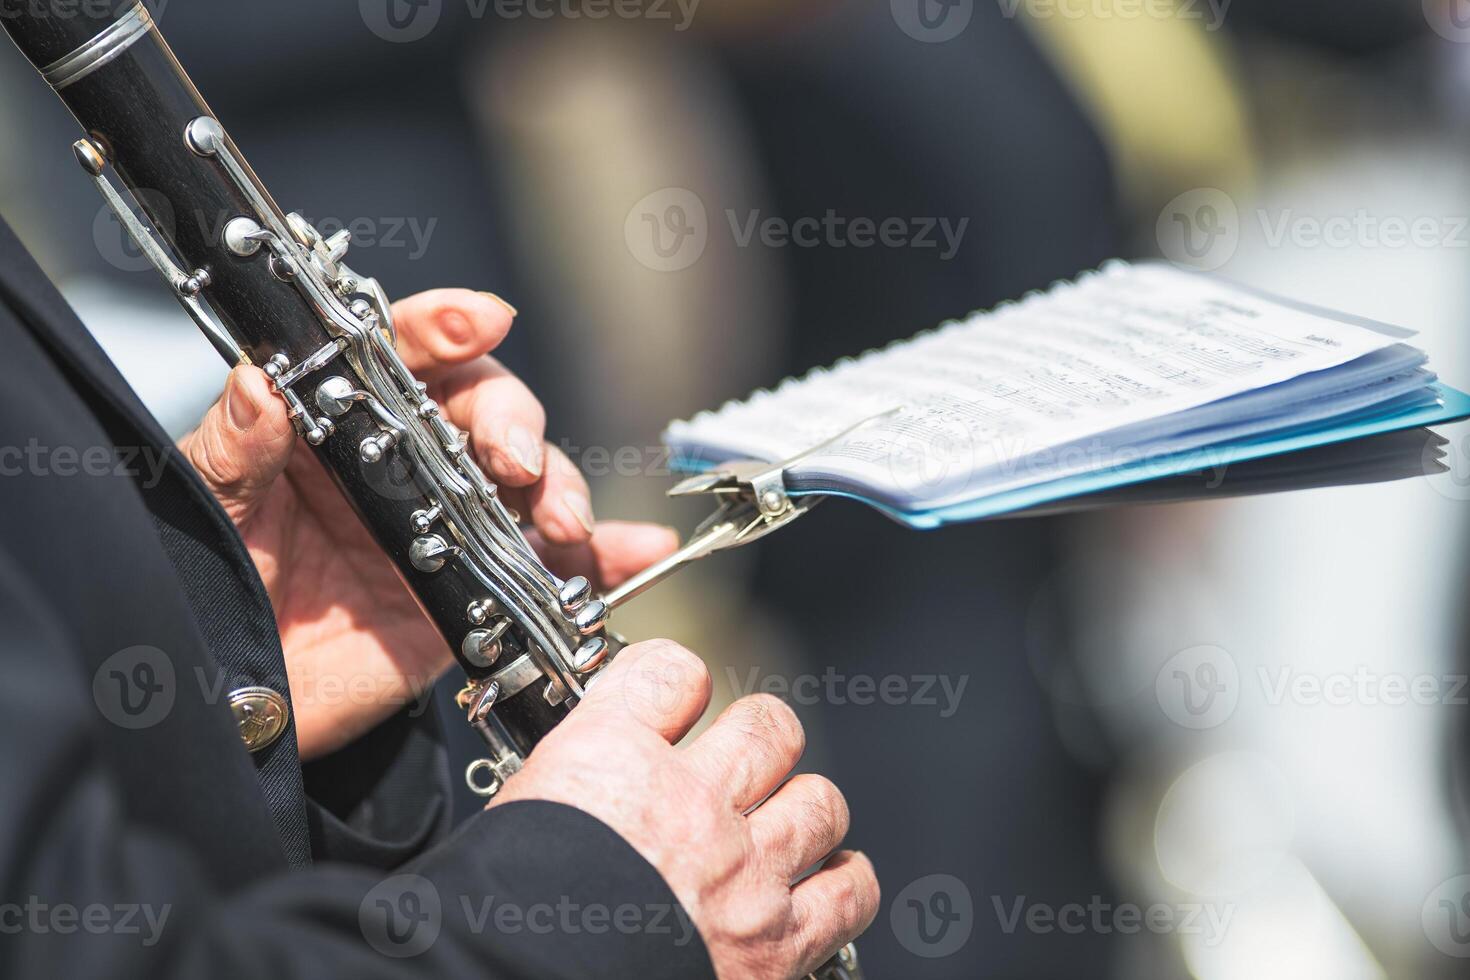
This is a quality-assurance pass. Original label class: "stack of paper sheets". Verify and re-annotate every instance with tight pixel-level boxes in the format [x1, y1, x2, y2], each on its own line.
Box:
[662, 263, 1469, 528]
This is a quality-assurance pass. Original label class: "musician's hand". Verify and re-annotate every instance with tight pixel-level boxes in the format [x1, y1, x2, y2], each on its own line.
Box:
[492, 639, 880, 979]
[179, 289, 678, 760]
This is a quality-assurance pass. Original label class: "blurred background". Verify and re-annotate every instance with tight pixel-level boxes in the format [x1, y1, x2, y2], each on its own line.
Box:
[2, 1, 1469, 976]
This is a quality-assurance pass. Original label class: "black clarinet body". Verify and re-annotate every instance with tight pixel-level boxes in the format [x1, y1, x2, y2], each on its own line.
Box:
[2, 0, 600, 792]
[3, 6, 863, 975]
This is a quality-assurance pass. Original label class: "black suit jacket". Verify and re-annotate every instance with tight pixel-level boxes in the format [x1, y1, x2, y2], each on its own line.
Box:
[0, 217, 714, 979]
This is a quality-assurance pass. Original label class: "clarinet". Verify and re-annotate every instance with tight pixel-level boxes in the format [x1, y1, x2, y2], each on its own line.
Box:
[2, 3, 860, 978]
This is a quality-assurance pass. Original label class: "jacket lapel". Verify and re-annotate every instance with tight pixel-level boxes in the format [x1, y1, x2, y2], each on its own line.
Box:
[0, 217, 313, 866]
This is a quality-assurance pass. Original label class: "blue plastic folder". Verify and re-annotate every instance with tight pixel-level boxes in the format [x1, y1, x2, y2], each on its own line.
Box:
[840, 383, 1470, 529]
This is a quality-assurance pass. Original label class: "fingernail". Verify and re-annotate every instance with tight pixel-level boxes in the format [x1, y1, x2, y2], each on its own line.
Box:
[506, 426, 544, 477]
[481, 291, 518, 318]
[562, 491, 596, 536]
[225, 370, 261, 431]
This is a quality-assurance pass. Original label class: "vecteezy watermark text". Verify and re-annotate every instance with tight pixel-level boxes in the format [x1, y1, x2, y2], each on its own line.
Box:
[1258, 665, 1470, 708]
[890, 0, 1231, 44]
[888, 875, 1234, 959]
[1155, 644, 1470, 731]
[0, 898, 171, 947]
[624, 188, 970, 272]
[990, 894, 1234, 945]
[726, 666, 969, 718]
[460, 895, 697, 944]
[0, 0, 174, 21]
[484, 0, 699, 29]
[359, 0, 699, 43]
[359, 875, 696, 958]
[92, 645, 439, 731]
[0, 441, 169, 489]
[726, 210, 969, 261]
[1158, 188, 1470, 272]
[995, 0, 1232, 30]
[94, 196, 439, 272]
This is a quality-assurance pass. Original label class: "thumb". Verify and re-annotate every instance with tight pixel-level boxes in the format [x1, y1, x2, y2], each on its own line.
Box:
[182, 365, 296, 526]
[575, 640, 712, 745]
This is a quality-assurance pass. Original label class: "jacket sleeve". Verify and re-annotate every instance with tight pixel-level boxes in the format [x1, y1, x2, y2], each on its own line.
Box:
[300, 699, 457, 869]
[0, 553, 715, 980]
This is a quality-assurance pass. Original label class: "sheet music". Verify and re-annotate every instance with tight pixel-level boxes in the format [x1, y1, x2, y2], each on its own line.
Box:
[664, 263, 1410, 510]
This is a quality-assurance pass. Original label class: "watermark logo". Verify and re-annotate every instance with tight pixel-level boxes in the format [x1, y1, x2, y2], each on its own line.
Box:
[92, 646, 176, 730]
[302, 214, 439, 261]
[625, 188, 708, 273]
[360, 0, 700, 38]
[94, 201, 438, 271]
[92, 188, 175, 275]
[361, 0, 443, 42]
[726, 666, 969, 718]
[619, 642, 700, 728]
[1423, 875, 1470, 957]
[0, 898, 171, 946]
[883, 411, 975, 501]
[96, 654, 434, 730]
[727, 210, 968, 260]
[994, 0, 1232, 32]
[625, 190, 968, 270]
[360, 440, 427, 502]
[1255, 209, 1468, 251]
[555, 438, 676, 480]
[0, 0, 173, 23]
[1425, 0, 1470, 43]
[360, 874, 443, 957]
[461, 895, 697, 941]
[0, 441, 170, 488]
[1157, 188, 1239, 271]
[891, 0, 973, 42]
[891, 874, 974, 958]
[1158, 654, 1468, 718]
[991, 894, 1234, 945]
[1159, 188, 1468, 270]
[1258, 665, 1468, 708]
[359, 882, 700, 948]
[1156, 645, 1238, 730]
[1426, 430, 1470, 501]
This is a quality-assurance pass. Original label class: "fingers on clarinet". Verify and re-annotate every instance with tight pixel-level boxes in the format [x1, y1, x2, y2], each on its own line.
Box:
[683, 694, 806, 811]
[577, 639, 712, 744]
[183, 365, 295, 521]
[390, 288, 515, 376]
[582, 522, 680, 588]
[440, 361, 547, 488]
[524, 443, 596, 545]
[789, 851, 880, 975]
[749, 773, 851, 880]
